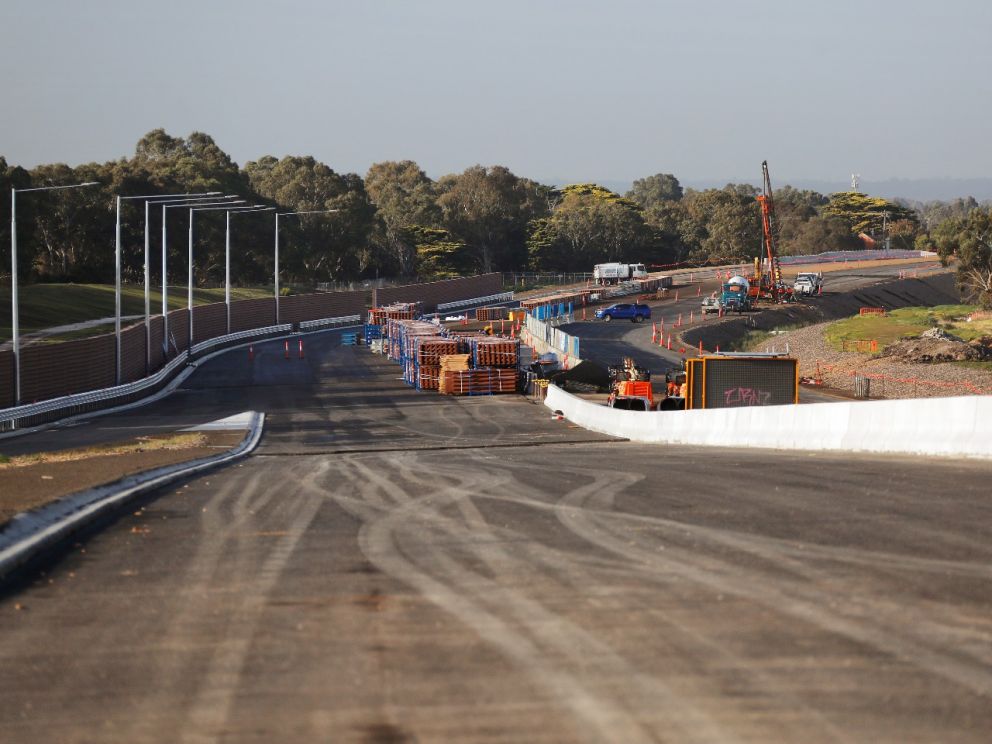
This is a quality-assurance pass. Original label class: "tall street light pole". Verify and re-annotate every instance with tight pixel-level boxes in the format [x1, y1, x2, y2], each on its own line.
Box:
[116, 192, 223, 378]
[224, 207, 274, 334]
[274, 209, 339, 324]
[10, 181, 99, 406]
[185, 201, 249, 350]
[162, 198, 243, 357]
[177, 205, 273, 335]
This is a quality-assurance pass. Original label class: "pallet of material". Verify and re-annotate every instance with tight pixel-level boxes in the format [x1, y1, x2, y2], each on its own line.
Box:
[475, 306, 510, 321]
[440, 354, 471, 372]
[439, 368, 518, 395]
[368, 302, 422, 326]
[471, 338, 520, 368]
[410, 336, 460, 367]
[417, 365, 440, 391]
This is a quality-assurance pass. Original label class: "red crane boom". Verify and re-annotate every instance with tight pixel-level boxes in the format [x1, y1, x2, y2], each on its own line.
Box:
[756, 160, 784, 303]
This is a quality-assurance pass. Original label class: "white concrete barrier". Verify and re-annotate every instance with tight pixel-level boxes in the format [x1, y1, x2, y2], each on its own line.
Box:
[545, 385, 992, 459]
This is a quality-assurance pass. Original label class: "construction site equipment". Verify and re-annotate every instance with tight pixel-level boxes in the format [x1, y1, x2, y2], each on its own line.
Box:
[593, 262, 648, 285]
[720, 276, 752, 313]
[750, 161, 794, 305]
[683, 354, 798, 409]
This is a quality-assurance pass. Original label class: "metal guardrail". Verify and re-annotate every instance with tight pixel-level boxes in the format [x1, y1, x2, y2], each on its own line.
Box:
[299, 314, 361, 331]
[0, 351, 190, 433]
[190, 324, 291, 356]
[436, 292, 514, 312]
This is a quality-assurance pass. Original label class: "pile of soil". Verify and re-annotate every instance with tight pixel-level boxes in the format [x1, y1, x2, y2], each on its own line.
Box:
[881, 328, 992, 363]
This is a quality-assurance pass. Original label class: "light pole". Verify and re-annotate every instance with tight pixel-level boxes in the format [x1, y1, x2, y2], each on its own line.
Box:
[115, 192, 222, 378]
[177, 205, 273, 335]
[162, 198, 244, 356]
[10, 180, 99, 406]
[274, 209, 339, 324]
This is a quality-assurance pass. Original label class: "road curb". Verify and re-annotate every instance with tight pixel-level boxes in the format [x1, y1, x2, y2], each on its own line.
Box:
[0, 411, 265, 582]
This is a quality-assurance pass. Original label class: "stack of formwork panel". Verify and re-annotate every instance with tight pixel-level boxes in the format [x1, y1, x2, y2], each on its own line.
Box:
[368, 302, 422, 327]
[475, 306, 510, 322]
[388, 319, 437, 362]
[411, 335, 459, 391]
[471, 338, 520, 369]
[439, 368, 518, 395]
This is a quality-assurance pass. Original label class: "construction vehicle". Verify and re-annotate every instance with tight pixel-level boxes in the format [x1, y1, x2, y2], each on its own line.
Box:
[793, 272, 823, 296]
[607, 357, 655, 410]
[720, 275, 753, 313]
[749, 161, 792, 304]
[593, 262, 648, 285]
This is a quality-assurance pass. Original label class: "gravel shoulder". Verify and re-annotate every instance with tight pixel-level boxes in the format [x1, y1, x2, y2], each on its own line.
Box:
[0, 430, 245, 526]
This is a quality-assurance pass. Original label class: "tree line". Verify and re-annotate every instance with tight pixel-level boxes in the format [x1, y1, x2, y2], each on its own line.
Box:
[1, 129, 990, 305]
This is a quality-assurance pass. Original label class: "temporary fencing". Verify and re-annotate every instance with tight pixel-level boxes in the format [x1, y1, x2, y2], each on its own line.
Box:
[814, 359, 992, 399]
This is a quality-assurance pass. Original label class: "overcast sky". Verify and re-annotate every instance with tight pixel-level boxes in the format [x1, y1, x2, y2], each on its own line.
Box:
[2, 0, 990, 186]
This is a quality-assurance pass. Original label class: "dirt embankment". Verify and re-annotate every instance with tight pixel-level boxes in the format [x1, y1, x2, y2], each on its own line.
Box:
[681, 273, 960, 352]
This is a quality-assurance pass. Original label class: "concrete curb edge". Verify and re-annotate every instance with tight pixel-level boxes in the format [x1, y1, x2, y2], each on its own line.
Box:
[0, 411, 266, 582]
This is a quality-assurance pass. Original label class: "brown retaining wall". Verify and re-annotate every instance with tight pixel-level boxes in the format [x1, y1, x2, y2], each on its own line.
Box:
[373, 274, 502, 312]
[120, 324, 147, 383]
[230, 298, 275, 332]
[0, 351, 13, 408]
[193, 302, 227, 345]
[20, 334, 116, 404]
[281, 291, 366, 325]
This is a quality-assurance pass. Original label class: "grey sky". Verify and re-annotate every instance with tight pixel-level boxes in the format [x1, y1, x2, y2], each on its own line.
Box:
[2, 0, 990, 185]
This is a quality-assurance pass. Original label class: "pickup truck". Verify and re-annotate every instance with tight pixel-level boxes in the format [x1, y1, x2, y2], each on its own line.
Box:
[595, 303, 651, 323]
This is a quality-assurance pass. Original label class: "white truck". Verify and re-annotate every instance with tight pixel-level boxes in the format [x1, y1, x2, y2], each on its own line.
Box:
[593, 262, 648, 285]
[793, 272, 823, 296]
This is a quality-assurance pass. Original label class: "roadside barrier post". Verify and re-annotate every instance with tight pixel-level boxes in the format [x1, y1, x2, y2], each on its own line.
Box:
[696, 285, 701, 297]
[675, 289, 679, 302]
[698, 340, 703, 355]
[284, 340, 290, 359]
[299, 338, 304, 359]
[690, 311, 694, 323]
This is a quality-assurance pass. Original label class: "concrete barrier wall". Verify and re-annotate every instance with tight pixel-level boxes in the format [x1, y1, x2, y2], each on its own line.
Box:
[120, 324, 147, 383]
[20, 334, 116, 404]
[192, 302, 227, 344]
[545, 384, 992, 459]
[230, 298, 275, 332]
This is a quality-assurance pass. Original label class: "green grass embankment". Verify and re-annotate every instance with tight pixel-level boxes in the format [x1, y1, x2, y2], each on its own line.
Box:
[823, 305, 991, 352]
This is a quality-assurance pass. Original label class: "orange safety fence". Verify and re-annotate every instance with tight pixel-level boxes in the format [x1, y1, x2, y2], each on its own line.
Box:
[841, 339, 879, 352]
[812, 359, 992, 397]
[859, 307, 886, 316]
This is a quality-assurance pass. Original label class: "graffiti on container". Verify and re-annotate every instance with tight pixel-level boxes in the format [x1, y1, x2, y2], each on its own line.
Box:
[723, 387, 772, 407]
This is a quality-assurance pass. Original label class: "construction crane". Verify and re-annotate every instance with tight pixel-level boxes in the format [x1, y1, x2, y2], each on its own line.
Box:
[756, 160, 786, 303]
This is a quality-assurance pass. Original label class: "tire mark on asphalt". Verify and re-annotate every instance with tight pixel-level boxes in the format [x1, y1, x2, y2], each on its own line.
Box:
[178, 460, 327, 743]
[550, 471, 992, 700]
[344, 454, 736, 744]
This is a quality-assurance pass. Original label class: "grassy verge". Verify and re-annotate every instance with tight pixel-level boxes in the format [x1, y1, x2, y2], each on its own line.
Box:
[732, 323, 808, 352]
[823, 305, 988, 352]
[0, 283, 273, 341]
[0, 433, 209, 469]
